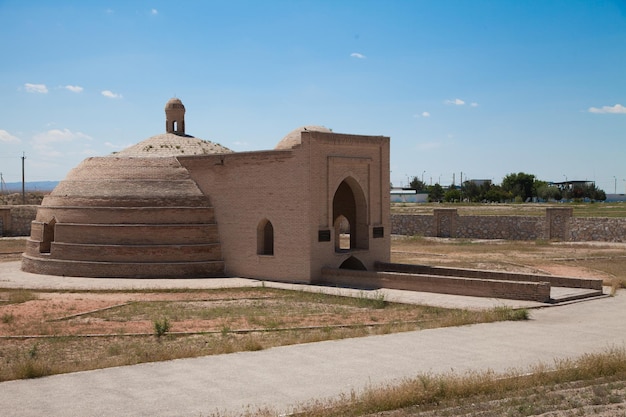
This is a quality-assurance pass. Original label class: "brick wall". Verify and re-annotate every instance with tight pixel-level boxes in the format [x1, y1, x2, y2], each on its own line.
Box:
[320, 267, 552, 302]
[180, 131, 391, 283]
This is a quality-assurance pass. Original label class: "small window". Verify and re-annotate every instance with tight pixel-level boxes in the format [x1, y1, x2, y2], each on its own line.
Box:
[373, 226, 384, 239]
[318, 230, 331, 242]
[257, 219, 274, 255]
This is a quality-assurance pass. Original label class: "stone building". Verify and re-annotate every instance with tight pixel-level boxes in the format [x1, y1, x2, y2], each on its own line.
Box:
[22, 98, 391, 283]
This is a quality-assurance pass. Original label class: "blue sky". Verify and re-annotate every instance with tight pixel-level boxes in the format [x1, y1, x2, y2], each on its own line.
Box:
[1, 0, 625, 193]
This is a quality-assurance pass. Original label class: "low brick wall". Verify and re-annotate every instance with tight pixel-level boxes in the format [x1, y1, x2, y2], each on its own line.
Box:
[375, 262, 603, 290]
[320, 267, 552, 302]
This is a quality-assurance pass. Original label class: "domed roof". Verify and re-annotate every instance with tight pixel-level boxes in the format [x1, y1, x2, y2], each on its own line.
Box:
[113, 133, 233, 157]
[165, 97, 185, 110]
[275, 125, 332, 150]
[43, 156, 210, 208]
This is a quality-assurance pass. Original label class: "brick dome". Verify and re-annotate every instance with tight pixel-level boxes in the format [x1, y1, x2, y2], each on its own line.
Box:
[114, 133, 233, 157]
[165, 97, 185, 110]
[22, 98, 226, 278]
[275, 125, 331, 150]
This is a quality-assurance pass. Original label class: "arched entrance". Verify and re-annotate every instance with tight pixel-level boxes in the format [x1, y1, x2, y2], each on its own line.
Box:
[339, 256, 367, 271]
[332, 177, 368, 252]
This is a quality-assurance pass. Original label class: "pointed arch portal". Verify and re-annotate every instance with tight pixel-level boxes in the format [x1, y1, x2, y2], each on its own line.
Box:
[332, 177, 368, 252]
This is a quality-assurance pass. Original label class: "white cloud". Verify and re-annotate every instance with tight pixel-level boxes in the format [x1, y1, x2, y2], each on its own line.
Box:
[64, 85, 84, 93]
[350, 52, 366, 59]
[101, 90, 122, 99]
[0, 129, 20, 143]
[445, 98, 465, 105]
[151, 8, 158, 15]
[470, 102, 479, 107]
[421, 111, 431, 117]
[415, 141, 442, 151]
[24, 83, 48, 94]
[32, 129, 93, 154]
[588, 104, 626, 114]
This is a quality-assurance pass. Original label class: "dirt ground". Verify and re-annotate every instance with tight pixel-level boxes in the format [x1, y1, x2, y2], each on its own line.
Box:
[3, 236, 626, 338]
[2, 236, 626, 416]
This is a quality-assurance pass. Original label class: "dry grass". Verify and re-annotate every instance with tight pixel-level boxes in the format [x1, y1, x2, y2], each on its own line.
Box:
[222, 348, 626, 417]
[0, 287, 528, 382]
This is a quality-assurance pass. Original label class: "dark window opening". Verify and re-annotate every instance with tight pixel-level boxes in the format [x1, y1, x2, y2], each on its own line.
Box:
[257, 219, 274, 255]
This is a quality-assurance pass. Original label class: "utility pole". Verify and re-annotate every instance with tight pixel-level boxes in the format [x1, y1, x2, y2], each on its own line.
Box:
[21, 152, 26, 204]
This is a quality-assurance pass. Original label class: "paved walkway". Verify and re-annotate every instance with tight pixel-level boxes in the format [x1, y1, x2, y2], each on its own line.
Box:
[0, 262, 623, 416]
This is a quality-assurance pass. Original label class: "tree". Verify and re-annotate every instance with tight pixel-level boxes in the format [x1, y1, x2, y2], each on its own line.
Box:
[444, 188, 461, 202]
[427, 183, 444, 202]
[501, 172, 537, 201]
[483, 185, 509, 202]
[536, 184, 562, 201]
[409, 176, 426, 191]
[565, 183, 606, 201]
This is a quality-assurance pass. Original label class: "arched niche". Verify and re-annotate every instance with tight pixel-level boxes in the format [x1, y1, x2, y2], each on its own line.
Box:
[332, 177, 368, 251]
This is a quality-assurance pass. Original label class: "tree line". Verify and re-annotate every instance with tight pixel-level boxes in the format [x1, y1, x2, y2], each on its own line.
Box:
[407, 172, 606, 203]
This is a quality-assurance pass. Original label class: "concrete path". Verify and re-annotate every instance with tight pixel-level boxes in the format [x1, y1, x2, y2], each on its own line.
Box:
[0, 262, 623, 416]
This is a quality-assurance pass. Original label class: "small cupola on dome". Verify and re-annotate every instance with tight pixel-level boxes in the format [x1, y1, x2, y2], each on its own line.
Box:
[165, 98, 186, 135]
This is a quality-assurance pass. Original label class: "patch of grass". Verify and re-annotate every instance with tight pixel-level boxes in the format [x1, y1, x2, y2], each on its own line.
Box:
[281, 348, 626, 417]
[7, 289, 38, 304]
[1, 313, 15, 324]
[356, 291, 387, 309]
[153, 317, 171, 338]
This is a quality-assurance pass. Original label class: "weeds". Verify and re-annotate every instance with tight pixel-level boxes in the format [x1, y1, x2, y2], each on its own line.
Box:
[153, 317, 171, 338]
[1, 313, 15, 324]
[287, 348, 626, 417]
[7, 289, 38, 304]
[356, 291, 387, 309]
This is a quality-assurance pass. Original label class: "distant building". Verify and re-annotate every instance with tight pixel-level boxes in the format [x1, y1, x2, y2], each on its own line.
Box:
[550, 180, 595, 190]
[468, 179, 492, 187]
[390, 188, 428, 203]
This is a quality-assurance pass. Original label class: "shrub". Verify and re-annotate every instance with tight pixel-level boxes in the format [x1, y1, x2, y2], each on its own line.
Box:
[153, 317, 171, 338]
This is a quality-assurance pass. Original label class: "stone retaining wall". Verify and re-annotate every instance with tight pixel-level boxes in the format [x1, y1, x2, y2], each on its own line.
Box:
[569, 217, 626, 242]
[0, 206, 38, 237]
[392, 207, 626, 242]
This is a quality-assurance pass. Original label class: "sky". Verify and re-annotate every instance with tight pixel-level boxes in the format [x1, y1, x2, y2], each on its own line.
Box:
[0, 0, 625, 194]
